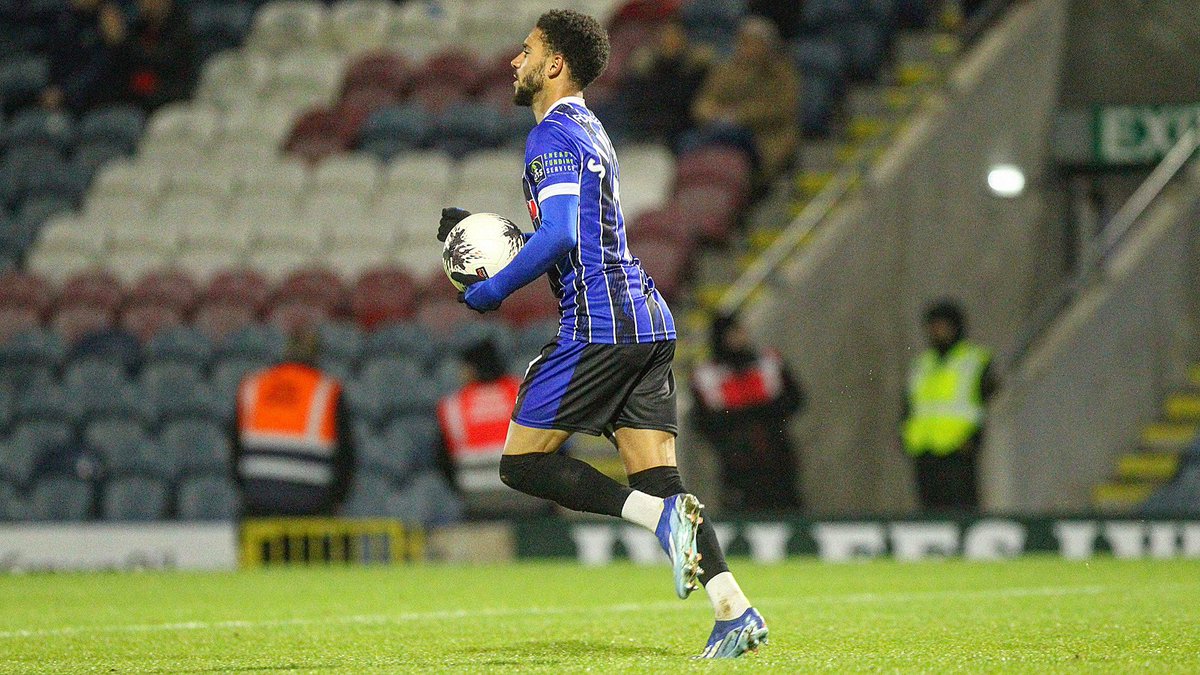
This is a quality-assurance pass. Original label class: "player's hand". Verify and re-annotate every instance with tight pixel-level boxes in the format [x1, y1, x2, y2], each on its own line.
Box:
[438, 207, 471, 242]
[459, 278, 503, 313]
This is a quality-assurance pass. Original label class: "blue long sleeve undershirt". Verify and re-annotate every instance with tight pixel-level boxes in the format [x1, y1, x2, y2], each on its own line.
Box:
[462, 193, 580, 311]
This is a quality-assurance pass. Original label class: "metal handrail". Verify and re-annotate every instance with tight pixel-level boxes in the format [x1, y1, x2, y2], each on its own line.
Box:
[1008, 127, 1200, 367]
[718, 1, 1022, 317]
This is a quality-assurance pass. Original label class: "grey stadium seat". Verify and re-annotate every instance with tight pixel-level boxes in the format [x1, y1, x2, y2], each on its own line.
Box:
[0, 479, 22, 520]
[341, 470, 396, 517]
[102, 475, 169, 521]
[26, 475, 93, 521]
[387, 470, 463, 526]
[176, 474, 239, 520]
[159, 419, 230, 477]
[143, 325, 214, 368]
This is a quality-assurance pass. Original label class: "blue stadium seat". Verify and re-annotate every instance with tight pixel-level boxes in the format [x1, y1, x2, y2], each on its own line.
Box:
[141, 361, 219, 425]
[0, 54, 49, 111]
[190, 1, 254, 61]
[362, 321, 436, 365]
[360, 355, 439, 419]
[358, 425, 412, 481]
[840, 21, 889, 81]
[71, 139, 130, 174]
[341, 470, 395, 517]
[357, 104, 432, 159]
[63, 358, 144, 423]
[218, 324, 285, 362]
[70, 327, 142, 373]
[15, 193, 75, 228]
[317, 320, 363, 366]
[143, 325, 214, 369]
[387, 413, 440, 467]
[160, 419, 230, 477]
[4, 108, 74, 153]
[13, 376, 76, 425]
[682, 0, 746, 52]
[102, 474, 169, 521]
[83, 417, 149, 464]
[388, 470, 463, 526]
[176, 474, 239, 520]
[0, 478, 21, 520]
[77, 104, 146, 152]
[0, 435, 38, 486]
[1, 144, 63, 208]
[0, 383, 11, 432]
[210, 355, 267, 415]
[437, 101, 505, 159]
[26, 474, 93, 521]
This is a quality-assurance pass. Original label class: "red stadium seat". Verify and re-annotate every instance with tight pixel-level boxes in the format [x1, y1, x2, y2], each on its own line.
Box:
[408, 81, 468, 116]
[631, 240, 687, 299]
[673, 147, 753, 208]
[469, 54, 517, 96]
[416, 47, 481, 92]
[205, 269, 269, 310]
[120, 303, 183, 343]
[628, 207, 698, 249]
[339, 85, 399, 116]
[51, 305, 115, 344]
[127, 269, 200, 315]
[351, 266, 417, 330]
[58, 269, 123, 311]
[498, 281, 558, 328]
[341, 50, 412, 98]
[193, 301, 257, 342]
[416, 297, 480, 336]
[273, 267, 347, 314]
[0, 271, 54, 316]
[671, 186, 739, 245]
[284, 107, 346, 162]
[268, 299, 330, 335]
[0, 306, 42, 344]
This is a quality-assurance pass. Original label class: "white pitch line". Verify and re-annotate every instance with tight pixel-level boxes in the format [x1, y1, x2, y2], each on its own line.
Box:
[0, 585, 1109, 641]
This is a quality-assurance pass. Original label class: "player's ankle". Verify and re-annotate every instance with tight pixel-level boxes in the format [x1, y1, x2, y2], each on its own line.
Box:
[705, 571, 752, 620]
[620, 490, 664, 531]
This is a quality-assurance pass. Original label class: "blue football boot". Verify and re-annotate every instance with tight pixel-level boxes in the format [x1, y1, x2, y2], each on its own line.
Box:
[696, 607, 769, 658]
[655, 493, 703, 599]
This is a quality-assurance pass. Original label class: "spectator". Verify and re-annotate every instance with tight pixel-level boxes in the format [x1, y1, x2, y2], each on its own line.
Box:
[622, 18, 713, 151]
[901, 300, 998, 513]
[689, 15, 800, 185]
[114, 0, 197, 112]
[42, 0, 129, 113]
[436, 339, 546, 516]
[233, 329, 354, 517]
[689, 313, 805, 512]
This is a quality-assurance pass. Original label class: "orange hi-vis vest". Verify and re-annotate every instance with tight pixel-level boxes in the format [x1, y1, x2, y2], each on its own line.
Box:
[692, 350, 785, 411]
[437, 375, 521, 493]
[237, 364, 341, 486]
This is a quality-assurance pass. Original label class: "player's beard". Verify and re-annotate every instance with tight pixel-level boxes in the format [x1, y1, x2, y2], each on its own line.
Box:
[513, 67, 544, 107]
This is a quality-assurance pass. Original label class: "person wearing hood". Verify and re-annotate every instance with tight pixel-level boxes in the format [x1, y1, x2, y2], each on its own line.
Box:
[689, 313, 805, 512]
[901, 300, 998, 512]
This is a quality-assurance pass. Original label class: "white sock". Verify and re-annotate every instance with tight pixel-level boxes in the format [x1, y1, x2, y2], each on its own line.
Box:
[620, 490, 664, 532]
[705, 571, 751, 621]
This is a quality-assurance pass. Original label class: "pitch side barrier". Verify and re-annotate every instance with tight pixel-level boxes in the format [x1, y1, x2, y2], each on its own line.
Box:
[511, 516, 1200, 564]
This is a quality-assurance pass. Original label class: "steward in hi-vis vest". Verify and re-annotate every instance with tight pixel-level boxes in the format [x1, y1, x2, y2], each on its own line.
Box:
[233, 331, 353, 517]
[689, 314, 805, 512]
[436, 339, 548, 516]
[901, 301, 998, 512]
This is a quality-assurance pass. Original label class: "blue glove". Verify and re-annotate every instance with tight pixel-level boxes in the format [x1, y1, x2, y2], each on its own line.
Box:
[460, 278, 505, 313]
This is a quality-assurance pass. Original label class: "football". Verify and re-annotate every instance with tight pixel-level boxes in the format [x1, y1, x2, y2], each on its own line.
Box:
[442, 213, 526, 291]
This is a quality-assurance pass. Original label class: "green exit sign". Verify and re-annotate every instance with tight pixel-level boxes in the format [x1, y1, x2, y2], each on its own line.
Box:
[1095, 104, 1200, 165]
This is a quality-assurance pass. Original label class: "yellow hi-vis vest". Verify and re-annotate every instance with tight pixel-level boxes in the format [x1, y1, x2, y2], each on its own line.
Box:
[902, 341, 991, 457]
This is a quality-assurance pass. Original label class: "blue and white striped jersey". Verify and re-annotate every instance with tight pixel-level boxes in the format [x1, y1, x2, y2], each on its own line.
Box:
[521, 96, 676, 344]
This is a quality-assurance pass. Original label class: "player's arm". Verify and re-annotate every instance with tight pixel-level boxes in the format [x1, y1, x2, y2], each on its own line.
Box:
[462, 194, 578, 311]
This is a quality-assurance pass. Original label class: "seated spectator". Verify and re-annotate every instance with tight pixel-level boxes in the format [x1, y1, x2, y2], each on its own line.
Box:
[42, 0, 128, 113]
[114, 0, 197, 112]
[689, 16, 800, 186]
[622, 18, 712, 151]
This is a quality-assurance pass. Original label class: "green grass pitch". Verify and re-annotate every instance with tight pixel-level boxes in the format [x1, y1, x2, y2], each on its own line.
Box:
[1, 556, 1198, 673]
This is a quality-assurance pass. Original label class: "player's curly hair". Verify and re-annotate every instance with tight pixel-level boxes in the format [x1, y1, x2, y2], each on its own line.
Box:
[536, 9, 610, 90]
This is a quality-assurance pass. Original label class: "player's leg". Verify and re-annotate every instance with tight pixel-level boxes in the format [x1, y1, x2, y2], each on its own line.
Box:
[497, 422, 633, 517]
[615, 427, 767, 658]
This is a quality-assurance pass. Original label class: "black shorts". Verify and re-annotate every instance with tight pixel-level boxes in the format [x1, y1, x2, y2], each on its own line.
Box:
[512, 337, 678, 437]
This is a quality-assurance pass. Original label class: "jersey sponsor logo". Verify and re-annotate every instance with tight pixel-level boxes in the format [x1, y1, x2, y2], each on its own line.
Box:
[527, 151, 577, 186]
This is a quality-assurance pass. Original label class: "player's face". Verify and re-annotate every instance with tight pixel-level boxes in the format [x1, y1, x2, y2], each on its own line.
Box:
[511, 28, 549, 106]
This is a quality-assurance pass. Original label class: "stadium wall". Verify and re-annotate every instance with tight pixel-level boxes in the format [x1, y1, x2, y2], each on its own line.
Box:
[743, 0, 1068, 514]
[987, 163, 1200, 511]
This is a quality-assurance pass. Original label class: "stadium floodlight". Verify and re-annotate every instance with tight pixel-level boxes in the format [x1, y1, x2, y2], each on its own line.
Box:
[987, 164, 1026, 198]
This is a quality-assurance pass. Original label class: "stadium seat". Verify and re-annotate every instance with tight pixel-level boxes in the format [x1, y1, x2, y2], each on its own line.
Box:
[77, 104, 146, 153]
[0, 305, 41, 345]
[358, 423, 413, 480]
[388, 469, 463, 526]
[176, 474, 239, 519]
[145, 102, 221, 149]
[209, 355, 265, 411]
[340, 49, 410, 99]
[0, 53, 49, 111]
[68, 326, 140, 370]
[297, 193, 365, 246]
[341, 470, 394, 516]
[437, 101, 506, 158]
[270, 48, 342, 103]
[168, 163, 239, 201]
[58, 270, 123, 312]
[174, 250, 241, 284]
[239, 159, 310, 200]
[71, 140, 130, 176]
[267, 299, 330, 335]
[8, 420, 76, 478]
[0, 434, 37, 486]
[4, 108, 74, 153]
[143, 325, 214, 369]
[205, 269, 270, 309]
[0, 479, 22, 520]
[152, 194, 224, 238]
[141, 362, 219, 425]
[498, 282, 558, 328]
[83, 420, 174, 480]
[51, 305, 115, 345]
[190, 1, 255, 65]
[219, 323, 286, 362]
[193, 301, 257, 342]
[284, 107, 344, 163]
[615, 144, 674, 221]
[249, 0, 327, 55]
[160, 419, 230, 477]
[247, 247, 320, 281]
[0, 326, 64, 371]
[120, 303, 182, 344]
[388, 0, 463, 60]
[350, 267, 418, 330]
[360, 356, 439, 419]
[316, 320, 363, 365]
[34, 214, 106, 261]
[26, 475, 93, 521]
[102, 475, 170, 521]
[673, 146, 753, 209]
[326, 245, 392, 282]
[313, 153, 380, 196]
[90, 159, 167, 201]
[127, 269, 199, 315]
[273, 267, 346, 313]
[196, 42, 272, 107]
[356, 104, 432, 159]
[327, 0, 394, 53]
[0, 270, 53, 316]
[381, 151, 453, 201]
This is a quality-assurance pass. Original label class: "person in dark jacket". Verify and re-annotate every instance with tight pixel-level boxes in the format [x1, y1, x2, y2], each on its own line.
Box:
[41, 0, 129, 113]
[114, 0, 197, 111]
[689, 313, 805, 512]
[622, 18, 712, 151]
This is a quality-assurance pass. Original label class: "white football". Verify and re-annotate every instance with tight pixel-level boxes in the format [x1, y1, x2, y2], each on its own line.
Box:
[442, 212, 525, 291]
